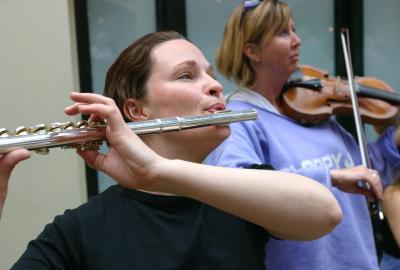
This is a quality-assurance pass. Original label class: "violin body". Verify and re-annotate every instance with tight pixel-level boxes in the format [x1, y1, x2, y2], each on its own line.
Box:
[281, 65, 399, 126]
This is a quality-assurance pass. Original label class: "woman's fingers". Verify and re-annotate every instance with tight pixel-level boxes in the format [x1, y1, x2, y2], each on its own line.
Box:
[76, 150, 103, 170]
[352, 186, 376, 198]
[0, 149, 31, 217]
[65, 92, 127, 130]
[0, 149, 31, 177]
[69, 92, 112, 104]
[365, 170, 383, 200]
[0, 149, 31, 194]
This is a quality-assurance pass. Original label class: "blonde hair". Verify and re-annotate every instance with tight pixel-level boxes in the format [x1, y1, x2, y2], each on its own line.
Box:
[216, 0, 292, 88]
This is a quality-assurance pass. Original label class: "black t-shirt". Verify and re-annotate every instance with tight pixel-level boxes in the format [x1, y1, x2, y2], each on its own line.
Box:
[12, 185, 269, 270]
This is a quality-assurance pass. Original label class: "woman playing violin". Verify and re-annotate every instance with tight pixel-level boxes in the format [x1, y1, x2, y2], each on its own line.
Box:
[207, 1, 400, 270]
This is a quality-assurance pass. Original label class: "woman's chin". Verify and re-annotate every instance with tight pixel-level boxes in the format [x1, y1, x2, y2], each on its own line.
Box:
[211, 124, 231, 139]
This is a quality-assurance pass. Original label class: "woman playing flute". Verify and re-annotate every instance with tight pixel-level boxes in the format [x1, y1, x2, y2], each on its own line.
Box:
[4, 31, 341, 269]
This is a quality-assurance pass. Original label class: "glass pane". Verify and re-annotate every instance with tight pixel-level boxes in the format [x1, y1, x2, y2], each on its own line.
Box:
[364, 0, 400, 90]
[286, 0, 334, 74]
[87, 0, 156, 192]
[186, 0, 241, 94]
[364, 0, 400, 140]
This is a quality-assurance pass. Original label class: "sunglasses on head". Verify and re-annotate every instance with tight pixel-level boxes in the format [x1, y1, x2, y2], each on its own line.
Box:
[240, 0, 278, 25]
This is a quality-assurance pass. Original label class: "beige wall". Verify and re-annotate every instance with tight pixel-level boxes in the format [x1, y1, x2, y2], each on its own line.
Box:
[0, 0, 87, 268]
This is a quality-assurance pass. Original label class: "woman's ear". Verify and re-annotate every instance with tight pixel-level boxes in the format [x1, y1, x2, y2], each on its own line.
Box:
[123, 99, 149, 121]
[243, 43, 260, 62]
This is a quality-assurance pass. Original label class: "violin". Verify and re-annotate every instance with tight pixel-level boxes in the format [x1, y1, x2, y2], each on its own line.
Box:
[281, 65, 400, 126]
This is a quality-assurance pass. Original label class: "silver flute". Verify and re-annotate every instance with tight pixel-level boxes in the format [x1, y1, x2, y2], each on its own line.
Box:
[0, 109, 257, 155]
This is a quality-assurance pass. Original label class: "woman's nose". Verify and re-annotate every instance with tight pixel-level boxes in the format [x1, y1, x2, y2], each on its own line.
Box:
[292, 32, 301, 47]
[206, 76, 223, 97]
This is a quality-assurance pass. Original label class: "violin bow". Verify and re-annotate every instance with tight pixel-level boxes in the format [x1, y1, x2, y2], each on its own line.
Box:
[340, 28, 384, 220]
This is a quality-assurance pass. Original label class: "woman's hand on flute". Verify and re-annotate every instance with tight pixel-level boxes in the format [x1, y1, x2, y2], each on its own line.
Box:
[0, 149, 31, 219]
[64, 92, 165, 190]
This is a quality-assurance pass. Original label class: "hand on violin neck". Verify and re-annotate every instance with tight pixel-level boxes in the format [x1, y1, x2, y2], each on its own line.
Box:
[330, 166, 383, 200]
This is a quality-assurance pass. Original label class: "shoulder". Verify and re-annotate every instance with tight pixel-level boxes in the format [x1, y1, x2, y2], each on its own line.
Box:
[72, 185, 125, 222]
[227, 101, 275, 127]
[38, 186, 122, 232]
[227, 100, 258, 111]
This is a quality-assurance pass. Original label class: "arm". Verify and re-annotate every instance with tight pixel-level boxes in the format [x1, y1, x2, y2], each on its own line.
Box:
[65, 92, 342, 241]
[12, 209, 82, 270]
[368, 126, 400, 188]
[394, 125, 400, 147]
[0, 149, 31, 219]
[382, 184, 400, 246]
[153, 159, 342, 240]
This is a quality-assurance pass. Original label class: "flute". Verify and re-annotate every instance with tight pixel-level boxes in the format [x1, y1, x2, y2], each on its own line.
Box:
[0, 109, 257, 155]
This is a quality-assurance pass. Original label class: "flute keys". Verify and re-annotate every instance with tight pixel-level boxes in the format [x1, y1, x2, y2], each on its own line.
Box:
[0, 128, 9, 137]
[63, 140, 103, 151]
[32, 124, 47, 134]
[63, 122, 75, 130]
[31, 124, 50, 155]
[35, 148, 50, 155]
[47, 122, 64, 132]
[15, 126, 29, 136]
[75, 120, 89, 128]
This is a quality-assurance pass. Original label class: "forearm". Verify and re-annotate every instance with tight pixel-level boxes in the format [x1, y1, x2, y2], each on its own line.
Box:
[388, 216, 400, 247]
[367, 126, 400, 188]
[151, 159, 342, 241]
[383, 187, 400, 247]
[395, 126, 400, 147]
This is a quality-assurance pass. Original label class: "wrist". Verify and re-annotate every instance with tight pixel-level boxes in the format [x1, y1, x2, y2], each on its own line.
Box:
[145, 158, 180, 193]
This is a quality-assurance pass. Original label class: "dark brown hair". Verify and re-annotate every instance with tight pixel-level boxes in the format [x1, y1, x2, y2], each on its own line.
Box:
[104, 31, 185, 120]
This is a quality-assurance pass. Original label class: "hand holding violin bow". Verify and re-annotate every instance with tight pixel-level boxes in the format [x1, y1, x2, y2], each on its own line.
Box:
[330, 166, 383, 200]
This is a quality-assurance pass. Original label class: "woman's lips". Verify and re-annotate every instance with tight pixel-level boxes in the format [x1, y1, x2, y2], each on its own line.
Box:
[290, 53, 299, 61]
[205, 103, 226, 113]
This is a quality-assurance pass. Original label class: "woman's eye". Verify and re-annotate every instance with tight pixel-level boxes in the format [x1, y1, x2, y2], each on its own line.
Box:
[277, 29, 290, 37]
[210, 71, 218, 80]
[178, 72, 193, 80]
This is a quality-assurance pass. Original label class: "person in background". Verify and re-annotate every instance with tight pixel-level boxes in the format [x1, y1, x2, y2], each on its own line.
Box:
[207, 1, 400, 269]
[5, 31, 341, 269]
